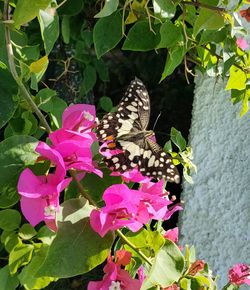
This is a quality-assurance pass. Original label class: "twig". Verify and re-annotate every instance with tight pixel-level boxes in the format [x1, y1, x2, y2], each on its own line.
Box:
[56, 0, 68, 9]
[3, 0, 52, 134]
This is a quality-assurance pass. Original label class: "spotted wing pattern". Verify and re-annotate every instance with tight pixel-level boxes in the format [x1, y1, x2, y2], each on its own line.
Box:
[96, 78, 180, 183]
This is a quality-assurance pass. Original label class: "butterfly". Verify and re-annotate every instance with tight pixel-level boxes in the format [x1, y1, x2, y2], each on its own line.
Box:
[96, 78, 180, 183]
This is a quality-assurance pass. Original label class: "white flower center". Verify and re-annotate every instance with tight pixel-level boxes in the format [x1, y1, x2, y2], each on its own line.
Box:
[83, 111, 94, 121]
[109, 281, 121, 290]
[44, 205, 57, 217]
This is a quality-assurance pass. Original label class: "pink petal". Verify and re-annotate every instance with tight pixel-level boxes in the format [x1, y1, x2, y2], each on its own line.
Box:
[62, 104, 96, 131]
[18, 168, 46, 198]
[236, 38, 248, 50]
[20, 196, 47, 226]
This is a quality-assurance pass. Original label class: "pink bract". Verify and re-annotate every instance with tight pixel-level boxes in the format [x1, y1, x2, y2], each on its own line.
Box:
[87, 255, 142, 290]
[164, 227, 179, 244]
[17, 142, 71, 230]
[228, 263, 250, 286]
[49, 129, 102, 177]
[62, 104, 96, 132]
[236, 38, 248, 50]
[90, 181, 181, 237]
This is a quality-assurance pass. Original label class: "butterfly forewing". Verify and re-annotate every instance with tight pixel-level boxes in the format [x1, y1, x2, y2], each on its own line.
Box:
[96, 78, 180, 183]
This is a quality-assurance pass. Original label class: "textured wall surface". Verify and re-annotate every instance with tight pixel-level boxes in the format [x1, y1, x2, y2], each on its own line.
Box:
[179, 75, 250, 288]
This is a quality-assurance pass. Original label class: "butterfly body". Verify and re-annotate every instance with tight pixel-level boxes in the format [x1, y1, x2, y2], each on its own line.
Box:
[97, 78, 180, 183]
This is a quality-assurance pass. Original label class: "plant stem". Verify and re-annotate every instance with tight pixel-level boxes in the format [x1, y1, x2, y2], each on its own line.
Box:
[69, 170, 97, 207]
[116, 229, 153, 266]
[3, 0, 52, 134]
[181, 1, 226, 12]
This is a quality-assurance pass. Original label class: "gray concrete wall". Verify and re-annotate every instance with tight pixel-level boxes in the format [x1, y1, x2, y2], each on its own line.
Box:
[179, 74, 250, 288]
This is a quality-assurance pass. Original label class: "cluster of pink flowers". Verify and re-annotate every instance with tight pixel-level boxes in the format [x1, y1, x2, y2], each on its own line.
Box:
[18, 104, 101, 231]
[228, 263, 250, 286]
[90, 179, 182, 237]
[88, 250, 144, 290]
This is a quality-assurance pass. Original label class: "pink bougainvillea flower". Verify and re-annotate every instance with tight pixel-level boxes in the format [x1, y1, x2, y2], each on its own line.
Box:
[111, 167, 151, 183]
[62, 104, 96, 132]
[49, 129, 102, 177]
[90, 181, 182, 237]
[236, 38, 249, 50]
[17, 142, 71, 230]
[163, 284, 180, 290]
[163, 227, 179, 244]
[228, 264, 250, 286]
[240, 7, 250, 22]
[88, 255, 142, 290]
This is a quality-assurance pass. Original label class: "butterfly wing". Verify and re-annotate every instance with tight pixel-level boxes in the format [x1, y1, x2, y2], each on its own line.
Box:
[96, 78, 150, 141]
[139, 137, 180, 183]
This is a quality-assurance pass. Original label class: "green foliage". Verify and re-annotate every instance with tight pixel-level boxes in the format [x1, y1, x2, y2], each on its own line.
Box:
[37, 198, 114, 278]
[0, 0, 249, 289]
[93, 11, 123, 58]
[142, 239, 185, 289]
[0, 135, 38, 208]
[0, 69, 18, 129]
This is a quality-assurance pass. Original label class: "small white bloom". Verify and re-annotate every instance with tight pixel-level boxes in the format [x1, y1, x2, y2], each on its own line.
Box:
[83, 111, 94, 121]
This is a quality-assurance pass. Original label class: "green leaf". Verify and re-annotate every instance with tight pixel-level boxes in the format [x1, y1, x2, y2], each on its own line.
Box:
[16, 44, 40, 61]
[94, 59, 110, 81]
[180, 277, 191, 290]
[39, 96, 67, 129]
[29, 55, 49, 88]
[19, 224, 37, 240]
[160, 45, 185, 81]
[36, 88, 57, 106]
[82, 65, 97, 94]
[57, 0, 84, 16]
[240, 89, 250, 117]
[0, 135, 38, 208]
[164, 140, 172, 152]
[170, 127, 186, 151]
[0, 209, 21, 231]
[199, 28, 227, 45]
[141, 240, 185, 289]
[18, 245, 57, 290]
[226, 66, 247, 91]
[0, 69, 18, 129]
[94, 11, 123, 58]
[95, 0, 119, 18]
[122, 21, 161, 51]
[0, 266, 19, 290]
[153, 0, 176, 19]
[9, 244, 34, 274]
[36, 226, 56, 245]
[100, 96, 113, 112]
[36, 198, 114, 278]
[38, 9, 59, 55]
[1, 230, 22, 253]
[61, 16, 71, 44]
[124, 228, 165, 258]
[157, 20, 183, 49]
[81, 168, 122, 204]
[13, 0, 52, 28]
[193, 8, 224, 37]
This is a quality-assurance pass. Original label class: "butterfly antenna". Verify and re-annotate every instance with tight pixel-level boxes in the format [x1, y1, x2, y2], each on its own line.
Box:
[153, 111, 162, 131]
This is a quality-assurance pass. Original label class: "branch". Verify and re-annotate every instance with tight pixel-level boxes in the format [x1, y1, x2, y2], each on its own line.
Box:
[181, 1, 226, 12]
[3, 0, 52, 134]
